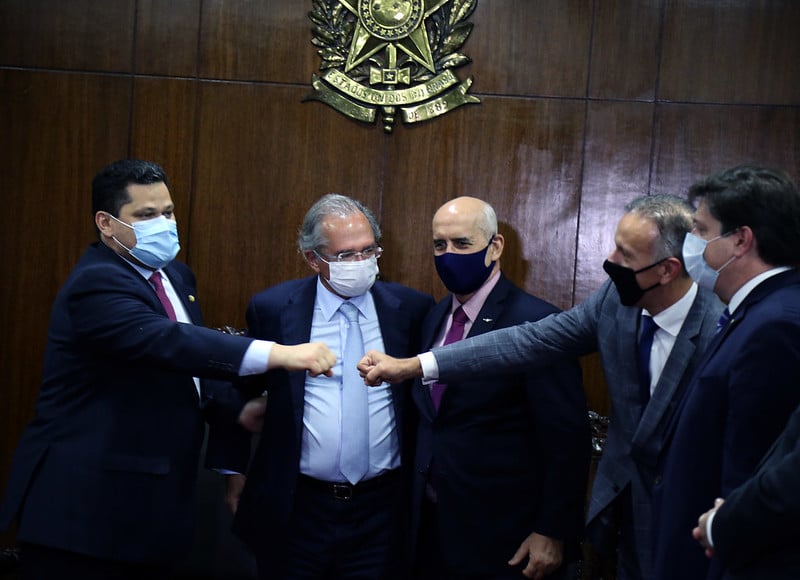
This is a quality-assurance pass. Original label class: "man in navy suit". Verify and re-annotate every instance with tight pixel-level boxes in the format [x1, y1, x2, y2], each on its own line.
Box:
[221, 194, 434, 579]
[650, 165, 800, 580]
[410, 197, 590, 579]
[358, 194, 724, 580]
[693, 402, 800, 579]
[0, 159, 335, 579]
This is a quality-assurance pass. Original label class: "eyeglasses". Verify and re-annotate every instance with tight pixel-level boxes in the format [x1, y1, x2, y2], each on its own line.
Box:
[314, 245, 383, 263]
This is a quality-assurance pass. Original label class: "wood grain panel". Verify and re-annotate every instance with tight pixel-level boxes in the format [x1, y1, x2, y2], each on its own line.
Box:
[199, 0, 318, 83]
[660, 0, 800, 104]
[189, 82, 386, 328]
[652, 104, 800, 199]
[575, 101, 655, 302]
[466, 0, 592, 97]
[589, 0, 662, 100]
[0, 70, 131, 539]
[130, 77, 199, 252]
[136, 0, 202, 77]
[383, 96, 585, 311]
[0, 0, 135, 71]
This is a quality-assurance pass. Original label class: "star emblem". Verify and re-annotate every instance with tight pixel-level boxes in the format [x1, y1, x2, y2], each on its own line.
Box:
[339, 0, 447, 74]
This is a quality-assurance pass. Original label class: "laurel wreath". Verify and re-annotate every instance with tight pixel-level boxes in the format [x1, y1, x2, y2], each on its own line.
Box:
[308, 0, 477, 83]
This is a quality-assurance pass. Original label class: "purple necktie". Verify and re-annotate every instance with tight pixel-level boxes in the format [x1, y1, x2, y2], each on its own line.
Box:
[149, 271, 177, 321]
[431, 306, 468, 410]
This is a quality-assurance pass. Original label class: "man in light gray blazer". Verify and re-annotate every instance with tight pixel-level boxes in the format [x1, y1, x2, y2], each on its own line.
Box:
[359, 195, 724, 580]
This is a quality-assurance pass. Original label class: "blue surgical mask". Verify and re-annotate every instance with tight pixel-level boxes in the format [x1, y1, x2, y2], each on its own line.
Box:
[682, 232, 735, 292]
[434, 239, 496, 295]
[109, 214, 181, 269]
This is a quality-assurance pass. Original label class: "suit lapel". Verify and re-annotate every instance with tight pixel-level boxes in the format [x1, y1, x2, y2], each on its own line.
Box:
[163, 263, 203, 324]
[281, 278, 317, 432]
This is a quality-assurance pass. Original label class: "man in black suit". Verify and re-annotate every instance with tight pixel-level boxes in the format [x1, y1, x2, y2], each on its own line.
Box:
[411, 196, 590, 579]
[693, 402, 800, 579]
[0, 159, 334, 579]
[220, 194, 434, 579]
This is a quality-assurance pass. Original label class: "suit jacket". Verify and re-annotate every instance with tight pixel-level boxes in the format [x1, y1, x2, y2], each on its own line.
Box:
[712, 402, 800, 580]
[0, 242, 254, 564]
[412, 274, 590, 575]
[651, 269, 800, 580]
[225, 275, 433, 557]
[432, 280, 723, 578]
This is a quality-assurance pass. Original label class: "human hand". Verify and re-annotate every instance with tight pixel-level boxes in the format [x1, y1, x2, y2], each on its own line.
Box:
[357, 350, 423, 385]
[508, 532, 563, 579]
[269, 342, 336, 376]
[238, 396, 267, 433]
[224, 473, 246, 515]
[693, 497, 724, 558]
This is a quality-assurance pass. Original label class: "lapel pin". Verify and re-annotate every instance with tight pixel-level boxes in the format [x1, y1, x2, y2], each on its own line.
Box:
[188, 295, 196, 302]
[482, 318, 493, 323]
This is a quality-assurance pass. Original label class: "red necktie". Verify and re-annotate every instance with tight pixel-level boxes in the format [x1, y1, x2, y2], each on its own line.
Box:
[431, 306, 468, 410]
[149, 271, 177, 321]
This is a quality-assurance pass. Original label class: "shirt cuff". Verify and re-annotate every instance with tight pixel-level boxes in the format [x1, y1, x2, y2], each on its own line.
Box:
[419, 351, 439, 384]
[706, 509, 717, 548]
[239, 340, 273, 376]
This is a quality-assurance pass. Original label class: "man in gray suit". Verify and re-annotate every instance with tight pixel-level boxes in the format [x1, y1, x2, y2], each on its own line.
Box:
[359, 195, 724, 580]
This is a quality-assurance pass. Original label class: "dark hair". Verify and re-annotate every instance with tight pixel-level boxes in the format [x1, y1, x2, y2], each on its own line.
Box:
[688, 165, 800, 267]
[91, 159, 169, 217]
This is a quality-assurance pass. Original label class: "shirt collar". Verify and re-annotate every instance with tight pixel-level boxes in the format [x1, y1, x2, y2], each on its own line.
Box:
[449, 270, 502, 322]
[643, 281, 697, 337]
[727, 266, 792, 314]
[315, 276, 372, 321]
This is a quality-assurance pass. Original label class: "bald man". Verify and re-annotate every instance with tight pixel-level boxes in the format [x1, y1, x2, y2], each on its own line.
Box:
[409, 197, 590, 580]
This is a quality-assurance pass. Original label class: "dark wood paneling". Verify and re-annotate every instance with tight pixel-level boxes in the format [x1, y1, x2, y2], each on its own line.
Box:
[589, 0, 662, 100]
[383, 96, 585, 311]
[189, 82, 385, 328]
[0, 0, 135, 71]
[136, 0, 202, 77]
[199, 0, 318, 83]
[0, 70, 131, 543]
[575, 101, 655, 302]
[130, 77, 199, 251]
[466, 0, 592, 97]
[661, 0, 800, 104]
[652, 104, 800, 197]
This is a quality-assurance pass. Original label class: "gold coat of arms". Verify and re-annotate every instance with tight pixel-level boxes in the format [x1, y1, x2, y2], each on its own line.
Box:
[305, 0, 480, 132]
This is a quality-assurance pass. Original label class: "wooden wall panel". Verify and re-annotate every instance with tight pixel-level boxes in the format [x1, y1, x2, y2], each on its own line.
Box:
[188, 82, 386, 328]
[130, 77, 199, 252]
[136, 0, 202, 77]
[199, 0, 318, 83]
[661, 0, 800, 104]
[651, 104, 800, 198]
[576, 101, 655, 302]
[0, 1, 135, 71]
[589, 0, 662, 100]
[383, 96, 584, 311]
[467, 0, 592, 97]
[0, 70, 131, 543]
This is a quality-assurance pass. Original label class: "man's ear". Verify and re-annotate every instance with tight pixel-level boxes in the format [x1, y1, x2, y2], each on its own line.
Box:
[489, 233, 505, 261]
[95, 211, 113, 237]
[304, 250, 322, 274]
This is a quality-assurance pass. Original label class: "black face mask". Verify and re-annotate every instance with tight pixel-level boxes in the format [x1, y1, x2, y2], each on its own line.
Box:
[602, 259, 665, 306]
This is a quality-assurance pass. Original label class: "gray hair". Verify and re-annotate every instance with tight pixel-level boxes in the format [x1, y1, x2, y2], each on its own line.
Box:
[476, 201, 498, 242]
[298, 193, 382, 252]
[624, 194, 694, 271]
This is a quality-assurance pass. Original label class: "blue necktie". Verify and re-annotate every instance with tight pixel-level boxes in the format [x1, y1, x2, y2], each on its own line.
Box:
[637, 315, 658, 406]
[338, 302, 369, 484]
[716, 308, 731, 334]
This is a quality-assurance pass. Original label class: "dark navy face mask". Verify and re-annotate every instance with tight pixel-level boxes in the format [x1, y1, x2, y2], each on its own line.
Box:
[434, 239, 496, 295]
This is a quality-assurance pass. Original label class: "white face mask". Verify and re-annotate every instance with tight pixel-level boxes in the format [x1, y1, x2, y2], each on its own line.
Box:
[325, 256, 379, 298]
[682, 232, 735, 292]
